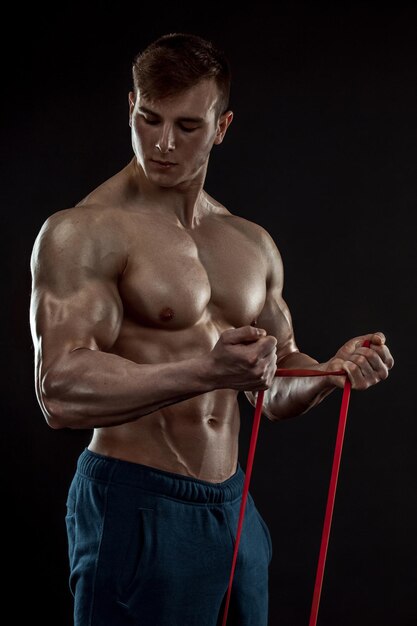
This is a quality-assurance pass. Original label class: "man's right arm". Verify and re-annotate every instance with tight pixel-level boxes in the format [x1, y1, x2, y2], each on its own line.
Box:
[30, 210, 219, 430]
[30, 210, 278, 430]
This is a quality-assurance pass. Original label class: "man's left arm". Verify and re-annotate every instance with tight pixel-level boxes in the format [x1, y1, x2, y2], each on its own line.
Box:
[245, 230, 394, 421]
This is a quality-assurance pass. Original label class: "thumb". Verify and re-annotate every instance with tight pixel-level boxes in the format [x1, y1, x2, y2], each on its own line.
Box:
[356, 332, 385, 348]
[371, 331, 386, 345]
[222, 325, 266, 345]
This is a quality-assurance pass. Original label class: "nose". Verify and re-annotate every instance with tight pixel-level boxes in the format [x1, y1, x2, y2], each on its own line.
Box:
[155, 124, 175, 153]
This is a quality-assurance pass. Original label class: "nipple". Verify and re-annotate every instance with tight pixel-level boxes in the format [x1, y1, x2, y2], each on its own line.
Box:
[159, 307, 175, 322]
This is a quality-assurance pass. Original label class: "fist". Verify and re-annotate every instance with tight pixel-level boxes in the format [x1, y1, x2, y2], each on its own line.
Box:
[209, 325, 278, 391]
[327, 332, 394, 390]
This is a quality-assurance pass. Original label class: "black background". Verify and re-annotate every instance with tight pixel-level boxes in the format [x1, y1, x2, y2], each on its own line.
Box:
[2, 3, 416, 625]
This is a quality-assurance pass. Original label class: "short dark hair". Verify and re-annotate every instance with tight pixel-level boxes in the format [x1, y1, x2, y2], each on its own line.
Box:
[132, 33, 231, 117]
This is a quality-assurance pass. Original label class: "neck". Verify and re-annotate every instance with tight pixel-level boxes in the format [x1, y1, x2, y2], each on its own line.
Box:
[129, 158, 209, 228]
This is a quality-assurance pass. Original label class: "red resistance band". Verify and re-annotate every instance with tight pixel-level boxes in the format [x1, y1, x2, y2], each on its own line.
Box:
[221, 340, 370, 626]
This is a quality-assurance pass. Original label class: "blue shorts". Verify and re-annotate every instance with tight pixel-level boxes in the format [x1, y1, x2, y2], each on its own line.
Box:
[66, 448, 272, 626]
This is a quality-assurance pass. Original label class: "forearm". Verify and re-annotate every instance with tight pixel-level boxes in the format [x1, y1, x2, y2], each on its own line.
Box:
[248, 352, 337, 421]
[40, 348, 215, 429]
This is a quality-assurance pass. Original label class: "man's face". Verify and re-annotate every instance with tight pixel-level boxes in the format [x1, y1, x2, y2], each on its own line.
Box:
[129, 79, 232, 189]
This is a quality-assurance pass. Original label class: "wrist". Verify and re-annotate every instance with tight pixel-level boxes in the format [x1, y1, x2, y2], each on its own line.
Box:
[188, 354, 218, 393]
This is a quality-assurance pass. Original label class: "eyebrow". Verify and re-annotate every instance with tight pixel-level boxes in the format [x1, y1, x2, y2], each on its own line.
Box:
[138, 105, 204, 124]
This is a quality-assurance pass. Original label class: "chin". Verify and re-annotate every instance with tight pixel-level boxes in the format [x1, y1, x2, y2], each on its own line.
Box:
[150, 172, 186, 188]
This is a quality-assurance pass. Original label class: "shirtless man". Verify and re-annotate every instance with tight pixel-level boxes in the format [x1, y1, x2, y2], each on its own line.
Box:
[29, 33, 394, 626]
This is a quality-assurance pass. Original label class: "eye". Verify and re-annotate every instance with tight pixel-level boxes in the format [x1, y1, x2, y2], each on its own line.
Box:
[140, 114, 159, 125]
[179, 124, 199, 133]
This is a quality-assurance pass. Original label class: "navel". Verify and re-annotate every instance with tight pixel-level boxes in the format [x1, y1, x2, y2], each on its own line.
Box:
[159, 307, 175, 322]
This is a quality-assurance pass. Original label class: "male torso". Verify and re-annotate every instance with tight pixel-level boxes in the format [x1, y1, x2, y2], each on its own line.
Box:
[29, 75, 290, 485]
[65, 161, 272, 482]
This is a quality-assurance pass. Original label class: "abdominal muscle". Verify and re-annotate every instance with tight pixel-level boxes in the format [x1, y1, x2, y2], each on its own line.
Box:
[88, 315, 243, 483]
[89, 390, 241, 483]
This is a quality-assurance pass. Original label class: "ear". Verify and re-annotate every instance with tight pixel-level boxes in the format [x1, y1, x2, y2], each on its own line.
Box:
[128, 91, 136, 127]
[214, 110, 234, 145]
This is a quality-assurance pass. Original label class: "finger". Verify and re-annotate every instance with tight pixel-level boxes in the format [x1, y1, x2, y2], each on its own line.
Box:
[379, 344, 394, 369]
[357, 344, 393, 372]
[222, 325, 266, 345]
[342, 361, 368, 389]
[343, 352, 388, 388]
[356, 332, 385, 349]
[254, 336, 277, 359]
[254, 354, 278, 383]
[370, 331, 386, 345]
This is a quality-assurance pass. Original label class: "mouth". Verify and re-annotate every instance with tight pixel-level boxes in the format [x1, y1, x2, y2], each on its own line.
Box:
[150, 159, 177, 169]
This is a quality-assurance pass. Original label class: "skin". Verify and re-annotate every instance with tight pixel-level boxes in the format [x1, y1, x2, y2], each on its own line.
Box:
[30, 78, 394, 483]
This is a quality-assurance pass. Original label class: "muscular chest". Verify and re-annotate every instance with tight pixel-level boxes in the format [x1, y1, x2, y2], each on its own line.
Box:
[118, 216, 267, 329]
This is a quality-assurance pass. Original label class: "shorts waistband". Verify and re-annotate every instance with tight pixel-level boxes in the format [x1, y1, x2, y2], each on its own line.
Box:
[76, 448, 245, 504]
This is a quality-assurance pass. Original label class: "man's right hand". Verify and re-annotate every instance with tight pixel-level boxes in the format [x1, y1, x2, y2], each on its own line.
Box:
[208, 326, 277, 391]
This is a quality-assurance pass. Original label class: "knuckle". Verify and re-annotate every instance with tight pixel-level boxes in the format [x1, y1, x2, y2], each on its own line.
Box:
[253, 363, 265, 379]
[356, 355, 367, 367]
[380, 368, 389, 380]
[220, 331, 229, 343]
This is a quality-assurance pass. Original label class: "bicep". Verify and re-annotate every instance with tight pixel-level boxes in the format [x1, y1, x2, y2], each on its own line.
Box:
[256, 286, 298, 361]
[256, 229, 298, 361]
